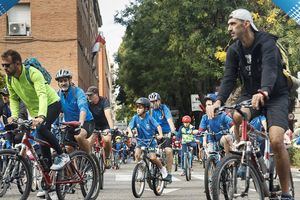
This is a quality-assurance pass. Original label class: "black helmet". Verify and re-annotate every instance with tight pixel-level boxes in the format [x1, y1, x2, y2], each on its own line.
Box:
[135, 97, 150, 108]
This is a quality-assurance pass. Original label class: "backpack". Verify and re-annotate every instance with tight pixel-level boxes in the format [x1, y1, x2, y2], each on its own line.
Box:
[8, 57, 52, 85]
[276, 41, 300, 91]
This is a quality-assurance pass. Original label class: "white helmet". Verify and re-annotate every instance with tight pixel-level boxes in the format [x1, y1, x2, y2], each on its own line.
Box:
[55, 69, 72, 81]
[148, 92, 161, 101]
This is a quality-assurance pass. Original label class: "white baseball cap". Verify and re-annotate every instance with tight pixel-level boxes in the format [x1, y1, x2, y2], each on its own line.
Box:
[229, 8, 258, 31]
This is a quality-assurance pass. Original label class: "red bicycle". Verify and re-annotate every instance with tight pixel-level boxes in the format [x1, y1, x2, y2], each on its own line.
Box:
[0, 120, 98, 200]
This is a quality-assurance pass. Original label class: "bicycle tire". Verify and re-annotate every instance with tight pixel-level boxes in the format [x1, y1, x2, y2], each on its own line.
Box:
[202, 149, 206, 168]
[0, 149, 32, 200]
[131, 162, 146, 198]
[185, 153, 191, 181]
[174, 152, 178, 172]
[97, 152, 105, 190]
[89, 153, 101, 200]
[147, 162, 154, 190]
[269, 156, 295, 198]
[205, 156, 217, 200]
[211, 154, 265, 200]
[152, 164, 165, 196]
[55, 150, 98, 200]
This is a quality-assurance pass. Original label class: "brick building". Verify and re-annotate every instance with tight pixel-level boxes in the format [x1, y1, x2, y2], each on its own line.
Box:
[0, 0, 110, 95]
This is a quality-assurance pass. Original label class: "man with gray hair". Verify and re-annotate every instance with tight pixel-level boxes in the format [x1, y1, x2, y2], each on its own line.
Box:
[207, 8, 292, 199]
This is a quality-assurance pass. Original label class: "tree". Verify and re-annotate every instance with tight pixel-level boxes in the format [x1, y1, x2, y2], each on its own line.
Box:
[115, 0, 300, 119]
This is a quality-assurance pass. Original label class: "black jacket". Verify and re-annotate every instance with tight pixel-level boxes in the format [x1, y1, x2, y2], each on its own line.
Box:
[217, 31, 288, 103]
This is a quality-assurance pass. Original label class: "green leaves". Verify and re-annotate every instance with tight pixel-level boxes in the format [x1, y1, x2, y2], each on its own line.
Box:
[115, 0, 300, 118]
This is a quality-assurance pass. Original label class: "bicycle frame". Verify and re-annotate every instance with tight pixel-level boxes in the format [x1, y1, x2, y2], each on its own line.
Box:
[18, 123, 85, 188]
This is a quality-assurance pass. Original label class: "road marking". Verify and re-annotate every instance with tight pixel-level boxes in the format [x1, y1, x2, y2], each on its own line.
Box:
[172, 176, 181, 182]
[145, 188, 180, 194]
[192, 174, 205, 180]
[116, 174, 132, 181]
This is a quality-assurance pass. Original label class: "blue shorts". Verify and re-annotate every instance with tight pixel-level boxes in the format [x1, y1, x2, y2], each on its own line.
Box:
[136, 139, 157, 150]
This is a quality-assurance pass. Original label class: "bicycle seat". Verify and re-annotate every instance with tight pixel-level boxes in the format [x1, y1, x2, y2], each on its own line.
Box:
[62, 121, 81, 128]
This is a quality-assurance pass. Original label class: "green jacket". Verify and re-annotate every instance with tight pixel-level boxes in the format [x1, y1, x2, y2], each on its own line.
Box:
[6, 65, 60, 118]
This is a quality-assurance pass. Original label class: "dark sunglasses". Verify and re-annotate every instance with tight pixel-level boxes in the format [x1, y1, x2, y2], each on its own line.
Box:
[1, 63, 11, 68]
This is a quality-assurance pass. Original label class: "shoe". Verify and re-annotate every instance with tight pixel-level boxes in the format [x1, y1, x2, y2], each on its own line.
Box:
[105, 158, 112, 169]
[162, 174, 172, 183]
[237, 165, 246, 180]
[281, 193, 294, 200]
[36, 190, 46, 198]
[180, 170, 185, 176]
[50, 153, 70, 171]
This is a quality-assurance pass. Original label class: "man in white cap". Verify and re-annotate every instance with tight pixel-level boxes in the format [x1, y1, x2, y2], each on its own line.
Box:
[207, 8, 293, 199]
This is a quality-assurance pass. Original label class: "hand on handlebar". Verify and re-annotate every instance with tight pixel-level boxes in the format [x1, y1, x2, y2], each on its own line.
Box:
[206, 101, 222, 119]
[156, 134, 163, 140]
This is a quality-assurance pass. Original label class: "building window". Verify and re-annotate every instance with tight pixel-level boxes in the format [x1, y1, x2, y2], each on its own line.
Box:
[7, 4, 31, 36]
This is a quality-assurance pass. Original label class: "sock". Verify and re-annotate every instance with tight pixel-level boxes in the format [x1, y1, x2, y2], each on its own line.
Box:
[160, 167, 168, 178]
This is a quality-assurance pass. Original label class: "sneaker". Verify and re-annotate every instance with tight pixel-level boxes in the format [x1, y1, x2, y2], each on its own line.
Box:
[50, 153, 70, 171]
[105, 158, 112, 169]
[281, 193, 294, 200]
[162, 174, 172, 183]
[36, 190, 46, 198]
[180, 171, 185, 176]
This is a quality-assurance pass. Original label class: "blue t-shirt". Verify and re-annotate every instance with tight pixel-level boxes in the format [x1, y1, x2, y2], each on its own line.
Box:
[150, 104, 173, 133]
[250, 115, 266, 131]
[129, 112, 159, 140]
[58, 86, 93, 122]
[199, 112, 232, 142]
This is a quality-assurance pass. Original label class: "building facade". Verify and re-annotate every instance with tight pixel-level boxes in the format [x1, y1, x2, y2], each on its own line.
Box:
[0, 0, 105, 91]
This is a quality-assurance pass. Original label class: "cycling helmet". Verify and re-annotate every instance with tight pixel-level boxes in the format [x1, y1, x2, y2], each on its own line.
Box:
[55, 69, 72, 80]
[135, 97, 151, 108]
[148, 92, 161, 101]
[115, 136, 121, 141]
[0, 87, 9, 96]
[182, 115, 192, 123]
[204, 93, 217, 102]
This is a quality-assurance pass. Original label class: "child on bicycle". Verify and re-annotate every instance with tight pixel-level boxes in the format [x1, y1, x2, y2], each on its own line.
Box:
[176, 115, 198, 176]
[199, 94, 233, 154]
[127, 97, 171, 182]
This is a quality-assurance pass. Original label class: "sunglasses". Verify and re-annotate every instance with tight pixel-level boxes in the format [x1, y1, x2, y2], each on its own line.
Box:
[1, 63, 11, 68]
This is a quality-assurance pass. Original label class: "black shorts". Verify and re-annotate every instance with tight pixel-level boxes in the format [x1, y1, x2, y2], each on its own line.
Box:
[237, 94, 289, 131]
[65, 120, 95, 147]
[157, 133, 172, 148]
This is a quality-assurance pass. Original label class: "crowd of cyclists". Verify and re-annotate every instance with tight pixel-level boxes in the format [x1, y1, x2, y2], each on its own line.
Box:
[0, 7, 298, 200]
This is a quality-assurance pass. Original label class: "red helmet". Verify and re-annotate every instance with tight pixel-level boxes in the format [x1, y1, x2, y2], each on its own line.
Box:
[182, 115, 191, 123]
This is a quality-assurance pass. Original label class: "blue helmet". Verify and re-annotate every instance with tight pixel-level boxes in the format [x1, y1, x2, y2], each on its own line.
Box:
[204, 93, 217, 102]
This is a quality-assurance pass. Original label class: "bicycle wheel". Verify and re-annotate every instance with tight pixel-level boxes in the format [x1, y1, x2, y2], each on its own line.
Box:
[95, 151, 105, 190]
[152, 164, 165, 196]
[89, 153, 101, 200]
[185, 153, 191, 181]
[55, 150, 98, 200]
[131, 162, 146, 198]
[269, 156, 295, 198]
[147, 162, 154, 190]
[211, 154, 264, 200]
[205, 156, 217, 200]
[174, 152, 178, 172]
[201, 149, 207, 168]
[0, 149, 32, 200]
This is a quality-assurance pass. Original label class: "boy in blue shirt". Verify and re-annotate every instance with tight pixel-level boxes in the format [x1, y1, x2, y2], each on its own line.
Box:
[199, 94, 233, 154]
[127, 97, 171, 182]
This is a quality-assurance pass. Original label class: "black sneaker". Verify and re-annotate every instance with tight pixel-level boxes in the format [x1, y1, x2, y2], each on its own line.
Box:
[281, 194, 294, 200]
[163, 174, 172, 183]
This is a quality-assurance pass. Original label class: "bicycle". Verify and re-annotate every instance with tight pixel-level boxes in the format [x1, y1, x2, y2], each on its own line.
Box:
[131, 137, 165, 198]
[182, 141, 194, 181]
[211, 100, 295, 200]
[172, 136, 181, 172]
[202, 130, 226, 200]
[0, 120, 98, 200]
